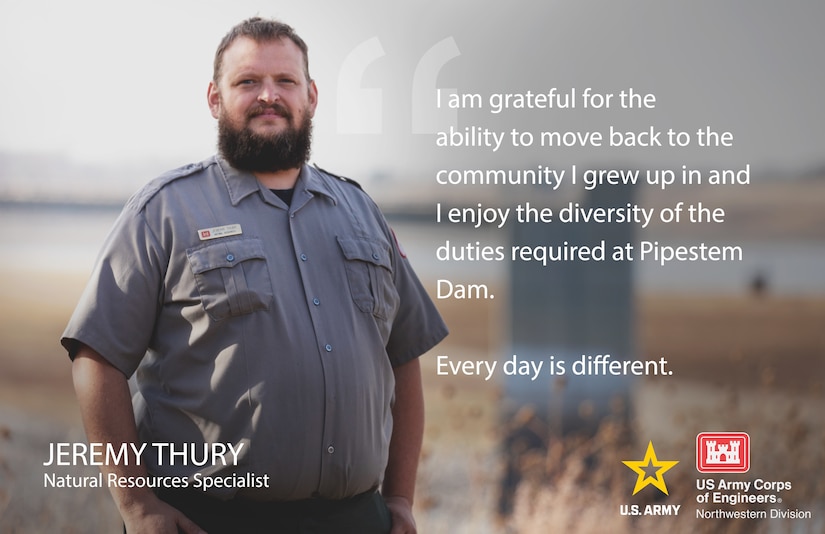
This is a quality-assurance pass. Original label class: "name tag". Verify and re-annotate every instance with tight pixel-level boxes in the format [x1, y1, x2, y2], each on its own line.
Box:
[198, 224, 242, 241]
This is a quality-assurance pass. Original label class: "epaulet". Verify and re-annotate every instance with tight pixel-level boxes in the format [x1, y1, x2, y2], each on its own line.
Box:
[313, 163, 363, 190]
[128, 160, 210, 211]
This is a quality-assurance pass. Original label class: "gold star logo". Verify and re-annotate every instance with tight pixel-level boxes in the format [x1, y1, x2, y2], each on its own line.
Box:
[622, 441, 679, 495]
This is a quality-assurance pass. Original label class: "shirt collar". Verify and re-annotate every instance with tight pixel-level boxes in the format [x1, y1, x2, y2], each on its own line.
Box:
[216, 156, 338, 206]
[301, 165, 338, 205]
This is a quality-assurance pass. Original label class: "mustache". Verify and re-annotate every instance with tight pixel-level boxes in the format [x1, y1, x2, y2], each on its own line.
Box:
[247, 103, 292, 120]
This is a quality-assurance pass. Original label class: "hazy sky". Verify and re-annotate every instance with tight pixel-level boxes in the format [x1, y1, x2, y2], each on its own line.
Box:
[2, 0, 824, 182]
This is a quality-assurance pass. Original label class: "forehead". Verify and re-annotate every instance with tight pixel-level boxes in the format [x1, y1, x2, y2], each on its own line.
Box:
[220, 36, 306, 78]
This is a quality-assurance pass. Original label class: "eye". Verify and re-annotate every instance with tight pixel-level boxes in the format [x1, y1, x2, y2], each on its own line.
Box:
[232, 77, 258, 87]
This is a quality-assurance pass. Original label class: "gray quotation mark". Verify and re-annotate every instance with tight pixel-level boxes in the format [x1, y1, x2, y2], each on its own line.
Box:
[336, 37, 460, 135]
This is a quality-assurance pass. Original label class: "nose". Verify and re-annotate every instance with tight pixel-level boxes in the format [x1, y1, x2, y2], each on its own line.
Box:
[257, 79, 280, 105]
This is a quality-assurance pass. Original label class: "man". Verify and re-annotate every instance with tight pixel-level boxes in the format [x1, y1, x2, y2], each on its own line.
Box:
[62, 17, 447, 534]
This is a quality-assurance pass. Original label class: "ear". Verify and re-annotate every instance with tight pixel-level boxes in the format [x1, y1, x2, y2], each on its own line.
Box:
[207, 80, 221, 119]
[307, 79, 319, 118]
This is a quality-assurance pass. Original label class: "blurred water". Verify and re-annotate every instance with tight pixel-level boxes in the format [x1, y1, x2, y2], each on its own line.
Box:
[1, 204, 117, 275]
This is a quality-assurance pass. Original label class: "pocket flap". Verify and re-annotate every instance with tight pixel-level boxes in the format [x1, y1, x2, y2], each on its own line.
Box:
[337, 237, 392, 271]
[187, 238, 266, 274]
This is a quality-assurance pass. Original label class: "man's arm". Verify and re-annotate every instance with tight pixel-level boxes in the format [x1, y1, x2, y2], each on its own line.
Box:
[72, 345, 205, 534]
[382, 357, 425, 534]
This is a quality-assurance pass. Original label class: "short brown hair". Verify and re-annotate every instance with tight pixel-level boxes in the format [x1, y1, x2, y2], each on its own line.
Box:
[213, 17, 311, 82]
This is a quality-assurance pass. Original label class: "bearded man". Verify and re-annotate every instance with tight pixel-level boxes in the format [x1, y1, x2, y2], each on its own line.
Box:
[62, 17, 447, 534]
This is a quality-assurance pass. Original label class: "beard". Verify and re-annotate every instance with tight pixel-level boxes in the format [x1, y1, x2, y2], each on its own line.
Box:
[217, 103, 313, 173]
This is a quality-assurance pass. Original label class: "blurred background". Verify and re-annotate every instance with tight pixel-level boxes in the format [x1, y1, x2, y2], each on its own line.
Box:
[1, 1, 823, 532]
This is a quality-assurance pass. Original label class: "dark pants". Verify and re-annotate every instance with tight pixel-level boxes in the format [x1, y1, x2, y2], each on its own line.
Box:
[147, 487, 392, 534]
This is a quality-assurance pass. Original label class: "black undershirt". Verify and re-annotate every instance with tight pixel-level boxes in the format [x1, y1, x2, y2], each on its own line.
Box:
[271, 188, 294, 206]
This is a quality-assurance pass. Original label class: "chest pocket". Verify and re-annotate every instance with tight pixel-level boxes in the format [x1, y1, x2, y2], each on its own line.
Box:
[337, 236, 398, 320]
[186, 238, 273, 321]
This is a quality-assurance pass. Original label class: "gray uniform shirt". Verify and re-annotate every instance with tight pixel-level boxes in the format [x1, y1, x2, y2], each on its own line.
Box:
[61, 157, 448, 500]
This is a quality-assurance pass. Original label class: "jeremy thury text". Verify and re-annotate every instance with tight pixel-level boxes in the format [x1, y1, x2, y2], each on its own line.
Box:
[44, 442, 243, 466]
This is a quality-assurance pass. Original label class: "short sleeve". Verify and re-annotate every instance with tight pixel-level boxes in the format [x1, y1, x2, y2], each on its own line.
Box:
[384, 228, 449, 367]
[61, 204, 166, 377]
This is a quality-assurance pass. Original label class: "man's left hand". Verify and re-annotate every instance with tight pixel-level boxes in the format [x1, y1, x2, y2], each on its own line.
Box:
[384, 495, 416, 534]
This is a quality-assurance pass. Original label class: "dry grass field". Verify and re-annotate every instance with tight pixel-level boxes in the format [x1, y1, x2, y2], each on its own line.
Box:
[421, 292, 825, 534]
[1, 269, 823, 532]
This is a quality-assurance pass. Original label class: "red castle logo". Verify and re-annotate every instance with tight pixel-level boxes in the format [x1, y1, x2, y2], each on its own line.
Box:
[696, 432, 750, 473]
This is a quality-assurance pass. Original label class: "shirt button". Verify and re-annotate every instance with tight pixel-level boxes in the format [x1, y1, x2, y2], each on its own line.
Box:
[226, 254, 235, 262]
[313, 298, 321, 306]
[300, 253, 308, 261]
[325, 344, 333, 352]
[327, 446, 335, 454]
[372, 253, 380, 260]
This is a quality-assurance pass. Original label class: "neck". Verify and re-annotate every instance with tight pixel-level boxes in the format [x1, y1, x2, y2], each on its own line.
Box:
[254, 166, 302, 189]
